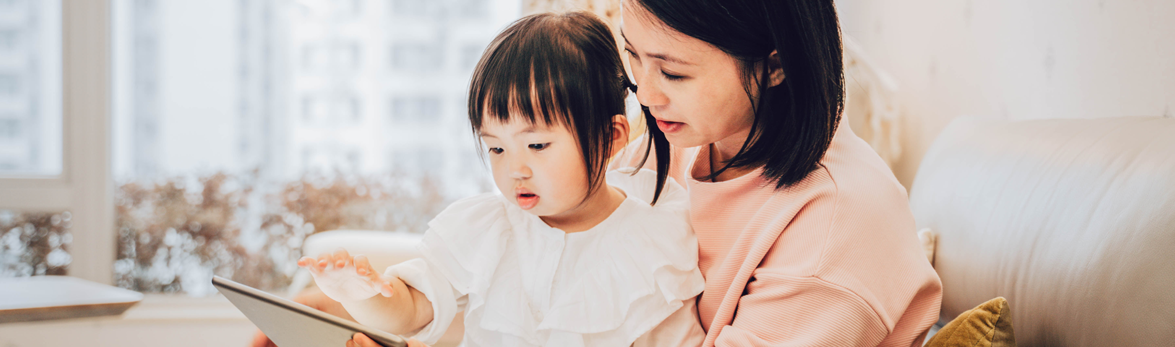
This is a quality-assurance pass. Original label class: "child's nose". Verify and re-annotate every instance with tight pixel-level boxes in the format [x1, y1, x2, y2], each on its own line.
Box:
[509, 159, 531, 179]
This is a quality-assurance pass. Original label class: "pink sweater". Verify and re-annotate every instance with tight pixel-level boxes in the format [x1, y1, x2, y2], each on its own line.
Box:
[625, 124, 941, 346]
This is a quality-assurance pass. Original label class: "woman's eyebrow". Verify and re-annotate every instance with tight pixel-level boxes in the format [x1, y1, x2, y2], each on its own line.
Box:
[620, 29, 694, 66]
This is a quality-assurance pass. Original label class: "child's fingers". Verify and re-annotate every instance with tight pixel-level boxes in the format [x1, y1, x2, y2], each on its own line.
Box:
[379, 282, 394, 298]
[315, 252, 333, 271]
[353, 255, 371, 276]
[332, 248, 351, 268]
[297, 257, 323, 274]
[316, 257, 330, 271]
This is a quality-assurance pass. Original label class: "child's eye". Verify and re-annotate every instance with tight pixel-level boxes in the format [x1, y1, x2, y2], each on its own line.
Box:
[528, 143, 550, 151]
[488, 147, 504, 154]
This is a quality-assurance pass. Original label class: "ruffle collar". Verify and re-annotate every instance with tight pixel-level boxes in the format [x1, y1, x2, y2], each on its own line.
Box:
[417, 169, 704, 346]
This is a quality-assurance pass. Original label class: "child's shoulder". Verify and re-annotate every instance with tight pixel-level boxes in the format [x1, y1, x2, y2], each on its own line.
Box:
[606, 168, 686, 208]
[606, 168, 690, 219]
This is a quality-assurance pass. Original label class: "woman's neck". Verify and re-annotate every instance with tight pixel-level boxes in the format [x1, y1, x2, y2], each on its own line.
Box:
[705, 130, 758, 182]
[540, 184, 627, 233]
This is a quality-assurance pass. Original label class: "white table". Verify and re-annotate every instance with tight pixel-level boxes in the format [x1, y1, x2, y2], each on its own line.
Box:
[0, 276, 143, 323]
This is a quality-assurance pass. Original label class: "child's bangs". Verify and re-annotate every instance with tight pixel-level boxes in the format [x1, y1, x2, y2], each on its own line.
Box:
[468, 17, 585, 132]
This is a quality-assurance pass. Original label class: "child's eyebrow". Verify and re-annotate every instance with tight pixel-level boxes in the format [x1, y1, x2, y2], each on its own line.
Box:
[478, 126, 544, 139]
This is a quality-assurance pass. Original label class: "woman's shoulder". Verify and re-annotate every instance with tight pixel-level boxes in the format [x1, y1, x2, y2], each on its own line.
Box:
[741, 125, 926, 279]
[753, 127, 938, 319]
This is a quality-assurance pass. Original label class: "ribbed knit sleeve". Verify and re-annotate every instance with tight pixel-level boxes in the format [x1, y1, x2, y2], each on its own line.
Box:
[713, 272, 888, 346]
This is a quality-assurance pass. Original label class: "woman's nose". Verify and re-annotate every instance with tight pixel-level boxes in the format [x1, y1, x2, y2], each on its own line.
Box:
[633, 70, 668, 108]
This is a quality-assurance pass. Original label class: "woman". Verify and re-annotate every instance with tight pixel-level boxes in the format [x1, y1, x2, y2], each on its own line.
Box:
[255, 0, 941, 345]
[616, 0, 941, 345]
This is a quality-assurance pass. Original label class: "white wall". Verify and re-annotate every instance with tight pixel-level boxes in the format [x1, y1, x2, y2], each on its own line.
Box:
[835, 0, 1175, 187]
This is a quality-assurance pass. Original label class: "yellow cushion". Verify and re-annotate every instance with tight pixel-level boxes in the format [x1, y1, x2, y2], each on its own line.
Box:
[925, 297, 1016, 347]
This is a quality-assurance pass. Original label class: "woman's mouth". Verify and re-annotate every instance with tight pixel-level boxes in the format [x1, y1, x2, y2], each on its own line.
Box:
[516, 190, 539, 210]
[655, 119, 685, 133]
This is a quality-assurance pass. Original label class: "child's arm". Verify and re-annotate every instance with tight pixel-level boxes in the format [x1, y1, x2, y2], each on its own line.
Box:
[298, 249, 434, 335]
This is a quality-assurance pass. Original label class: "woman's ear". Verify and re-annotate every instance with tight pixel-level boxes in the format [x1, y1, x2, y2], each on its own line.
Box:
[767, 50, 785, 87]
[609, 114, 631, 157]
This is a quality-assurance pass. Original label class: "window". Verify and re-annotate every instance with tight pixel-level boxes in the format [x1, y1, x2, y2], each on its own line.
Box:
[390, 42, 444, 72]
[0, 0, 61, 177]
[0, 30, 19, 51]
[1, 210, 72, 277]
[0, 0, 92, 285]
[390, 96, 442, 124]
[390, 0, 434, 18]
[0, 117, 18, 139]
[460, 44, 485, 72]
[454, 0, 488, 19]
[0, 73, 18, 96]
[104, 0, 515, 295]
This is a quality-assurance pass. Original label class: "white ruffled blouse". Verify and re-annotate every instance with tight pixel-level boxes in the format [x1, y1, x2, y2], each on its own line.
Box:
[385, 169, 706, 347]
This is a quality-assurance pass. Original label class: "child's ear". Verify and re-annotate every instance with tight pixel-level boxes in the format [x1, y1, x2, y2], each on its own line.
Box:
[609, 114, 630, 157]
[767, 50, 785, 87]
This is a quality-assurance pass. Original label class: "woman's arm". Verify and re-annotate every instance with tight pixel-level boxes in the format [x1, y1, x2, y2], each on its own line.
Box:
[711, 271, 890, 347]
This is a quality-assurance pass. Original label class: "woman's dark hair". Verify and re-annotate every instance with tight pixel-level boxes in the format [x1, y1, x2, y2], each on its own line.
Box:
[629, 0, 845, 189]
[468, 12, 638, 202]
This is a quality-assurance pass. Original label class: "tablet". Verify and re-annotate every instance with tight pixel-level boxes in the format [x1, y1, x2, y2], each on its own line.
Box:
[212, 276, 407, 347]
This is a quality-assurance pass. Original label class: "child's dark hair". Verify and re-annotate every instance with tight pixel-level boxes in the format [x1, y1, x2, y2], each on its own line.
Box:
[469, 12, 663, 203]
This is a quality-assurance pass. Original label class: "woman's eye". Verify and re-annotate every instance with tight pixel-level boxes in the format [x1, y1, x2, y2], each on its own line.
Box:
[662, 70, 685, 81]
[488, 147, 503, 154]
[528, 143, 549, 151]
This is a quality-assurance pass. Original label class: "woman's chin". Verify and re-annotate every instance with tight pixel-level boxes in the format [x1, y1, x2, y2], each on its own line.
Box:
[661, 131, 705, 148]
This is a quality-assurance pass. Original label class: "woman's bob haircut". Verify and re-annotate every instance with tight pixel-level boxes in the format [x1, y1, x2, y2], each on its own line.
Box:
[627, 0, 845, 189]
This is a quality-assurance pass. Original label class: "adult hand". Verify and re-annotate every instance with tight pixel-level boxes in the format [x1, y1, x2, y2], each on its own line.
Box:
[249, 286, 356, 347]
[346, 333, 430, 347]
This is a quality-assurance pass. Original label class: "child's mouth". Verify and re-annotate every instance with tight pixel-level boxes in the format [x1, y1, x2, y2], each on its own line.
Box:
[516, 192, 539, 210]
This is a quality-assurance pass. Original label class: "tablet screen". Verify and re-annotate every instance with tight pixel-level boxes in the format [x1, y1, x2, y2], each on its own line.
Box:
[212, 276, 407, 347]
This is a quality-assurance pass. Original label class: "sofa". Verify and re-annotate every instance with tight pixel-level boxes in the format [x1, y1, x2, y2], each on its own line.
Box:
[909, 116, 1175, 346]
[299, 116, 1175, 346]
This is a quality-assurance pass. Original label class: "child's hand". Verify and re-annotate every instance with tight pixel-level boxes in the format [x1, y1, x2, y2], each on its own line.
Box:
[298, 248, 396, 302]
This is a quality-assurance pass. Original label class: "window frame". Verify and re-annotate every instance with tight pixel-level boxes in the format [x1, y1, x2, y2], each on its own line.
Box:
[0, 0, 115, 285]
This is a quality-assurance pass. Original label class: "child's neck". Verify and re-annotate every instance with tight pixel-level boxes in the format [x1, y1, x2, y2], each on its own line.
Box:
[540, 184, 627, 233]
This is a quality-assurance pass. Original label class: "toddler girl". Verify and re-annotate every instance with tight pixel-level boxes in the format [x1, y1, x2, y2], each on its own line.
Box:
[299, 12, 704, 347]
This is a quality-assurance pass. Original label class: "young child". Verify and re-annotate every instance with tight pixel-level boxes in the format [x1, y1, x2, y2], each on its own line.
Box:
[298, 12, 705, 347]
